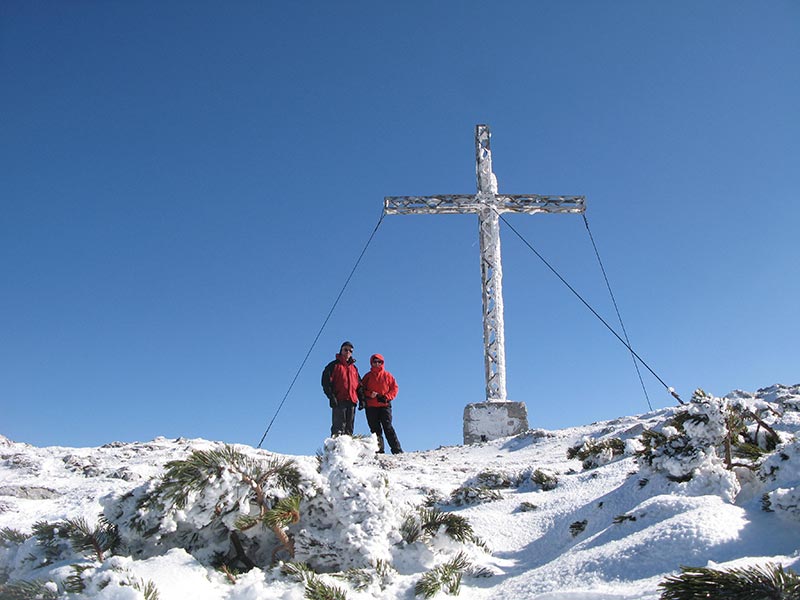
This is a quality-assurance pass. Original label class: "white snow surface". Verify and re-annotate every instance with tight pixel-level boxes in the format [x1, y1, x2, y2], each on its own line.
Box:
[1, 384, 799, 599]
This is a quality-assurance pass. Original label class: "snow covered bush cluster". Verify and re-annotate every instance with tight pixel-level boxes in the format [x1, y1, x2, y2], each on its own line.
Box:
[567, 437, 627, 470]
[108, 442, 312, 569]
[634, 385, 798, 511]
[1, 434, 493, 599]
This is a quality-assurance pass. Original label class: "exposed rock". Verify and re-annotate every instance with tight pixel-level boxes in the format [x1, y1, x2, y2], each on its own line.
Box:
[0, 485, 60, 500]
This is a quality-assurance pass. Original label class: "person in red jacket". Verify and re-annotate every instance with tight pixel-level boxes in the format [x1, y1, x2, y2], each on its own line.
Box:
[321, 341, 361, 436]
[359, 353, 403, 454]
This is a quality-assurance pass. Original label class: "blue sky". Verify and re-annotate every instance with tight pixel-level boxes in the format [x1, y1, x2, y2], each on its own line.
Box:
[2, 1, 798, 455]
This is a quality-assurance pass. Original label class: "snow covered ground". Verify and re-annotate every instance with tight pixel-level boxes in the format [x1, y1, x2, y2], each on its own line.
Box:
[1, 384, 798, 599]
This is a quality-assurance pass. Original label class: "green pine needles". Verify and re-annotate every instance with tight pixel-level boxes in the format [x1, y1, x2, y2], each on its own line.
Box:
[415, 553, 468, 598]
[0, 579, 60, 600]
[401, 507, 476, 545]
[31, 516, 119, 563]
[147, 445, 301, 511]
[282, 562, 349, 600]
[62, 516, 120, 562]
[659, 563, 800, 600]
[414, 551, 492, 598]
[0, 528, 29, 545]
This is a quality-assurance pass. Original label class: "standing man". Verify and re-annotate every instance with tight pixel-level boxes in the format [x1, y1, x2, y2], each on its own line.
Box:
[321, 341, 360, 436]
[359, 353, 403, 454]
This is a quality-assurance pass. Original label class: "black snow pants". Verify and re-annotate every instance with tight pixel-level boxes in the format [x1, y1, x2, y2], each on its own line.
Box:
[365, 404, 403, 454]
[331, 402, 355, 436]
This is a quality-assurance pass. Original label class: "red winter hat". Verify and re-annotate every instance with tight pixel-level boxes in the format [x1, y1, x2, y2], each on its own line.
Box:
[370, 354, 385, 364]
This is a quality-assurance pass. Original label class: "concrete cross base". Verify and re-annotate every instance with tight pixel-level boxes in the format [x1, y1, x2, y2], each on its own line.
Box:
[463, 401, 529, 444]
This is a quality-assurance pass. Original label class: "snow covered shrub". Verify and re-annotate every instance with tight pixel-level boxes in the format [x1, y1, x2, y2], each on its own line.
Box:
[636, 390, 742, 497]
[474, 469, 516, 489]
[293, 435, 401, 572]
[447, 486, 503, 506]
[659, 562, 800, 600]
[0, 559, 160, 600]
[567, 437, 626, 470]
[636, 387, 795, 504]
[759, 440, 800, 523]
[529, 468, 559, 491]
[107, 443, 311, 569]
[569, 520, 587, 537]
[516, 502, 538, 512]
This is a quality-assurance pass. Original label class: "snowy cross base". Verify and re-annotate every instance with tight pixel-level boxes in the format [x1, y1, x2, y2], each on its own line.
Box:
[463, 401, 529, 444]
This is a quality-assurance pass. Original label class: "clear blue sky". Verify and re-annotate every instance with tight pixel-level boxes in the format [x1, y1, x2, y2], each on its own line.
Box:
[2, 1, 798, 455]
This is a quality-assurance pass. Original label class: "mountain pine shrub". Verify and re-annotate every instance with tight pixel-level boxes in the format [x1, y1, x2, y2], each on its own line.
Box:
[120, 444, 304, 568]
[569, 520, 588, 537]
[659, 563, 800, 600]
[636, 389, 783, 491]
[567, 437, 626, 470]
[448, 485, 503, 506]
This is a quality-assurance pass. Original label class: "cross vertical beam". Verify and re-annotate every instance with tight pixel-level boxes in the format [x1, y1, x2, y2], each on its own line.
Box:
[475, 125, 507, 400]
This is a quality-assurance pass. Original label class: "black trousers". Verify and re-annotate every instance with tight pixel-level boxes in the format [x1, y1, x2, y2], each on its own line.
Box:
[365, 405, 402, 453]
[331, 403, 355, 436]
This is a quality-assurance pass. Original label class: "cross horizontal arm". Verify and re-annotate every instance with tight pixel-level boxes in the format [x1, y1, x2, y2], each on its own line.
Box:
[384, 195, 481, 215]
[496, 195, 586, 214]
[384, 194, 586, 216]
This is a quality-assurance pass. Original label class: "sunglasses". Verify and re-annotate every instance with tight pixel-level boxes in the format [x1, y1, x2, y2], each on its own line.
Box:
[342, 348, 353, 353]
[372, 359, 383, 364]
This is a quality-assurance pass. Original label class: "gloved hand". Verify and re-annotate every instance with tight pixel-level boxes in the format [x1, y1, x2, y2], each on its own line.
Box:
[329, 396, 337, 408]
[358, 399, 366, 410]
[377, 394, 388, 404]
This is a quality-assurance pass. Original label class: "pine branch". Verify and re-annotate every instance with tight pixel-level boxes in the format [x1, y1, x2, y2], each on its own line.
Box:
[400, 513, 422, 544]
[132, 577, 161, 600]
[659, 563, 800, 600]
[0, 528, 29, 545]
[304, 576, 348, 600]
[414, 552, 471, 598]
[0, 580, 60, 600]
[281, 561, 316, 583]
[332, 568, 372, 591]
[62, 516, 120, 562]
[64, 564, 92, 593]
[31, 520, 70, 562]
[418, 507, 475, 543]
[263, 495, 301, 562]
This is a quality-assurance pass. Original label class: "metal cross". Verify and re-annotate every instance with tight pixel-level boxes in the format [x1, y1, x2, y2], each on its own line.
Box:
[384, 124, 586, 402]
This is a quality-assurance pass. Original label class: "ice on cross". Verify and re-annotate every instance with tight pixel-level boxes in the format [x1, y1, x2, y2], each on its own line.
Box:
[384, 124, 586, 444]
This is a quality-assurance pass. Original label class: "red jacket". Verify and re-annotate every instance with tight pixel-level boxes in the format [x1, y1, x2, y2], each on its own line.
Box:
[322, 354, 360, 405]
[360, 354, 398, 408]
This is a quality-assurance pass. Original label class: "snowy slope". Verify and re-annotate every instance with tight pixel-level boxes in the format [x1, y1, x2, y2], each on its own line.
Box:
[1, 384, 799, 599]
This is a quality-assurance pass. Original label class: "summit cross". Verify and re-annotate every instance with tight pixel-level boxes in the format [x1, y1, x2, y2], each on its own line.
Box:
[384, 125, 586, 441]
